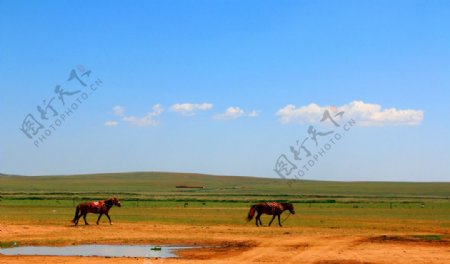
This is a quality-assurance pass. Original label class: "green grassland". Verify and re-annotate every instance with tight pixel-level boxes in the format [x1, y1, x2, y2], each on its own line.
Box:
[0, 172, 449, 234]
[1, 172, 449, 200]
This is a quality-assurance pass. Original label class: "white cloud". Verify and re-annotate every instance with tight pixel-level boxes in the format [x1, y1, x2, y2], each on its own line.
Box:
[276, 103, 324, 124]
[112, 105, 125, 117]
[104, 120, 119, 127]
[276, 101, 424, 126]
[214, 106, 245, 120]
[110, 104, 163, 127]
[248, 110, 261, 117]
[170, 103, 213, 116]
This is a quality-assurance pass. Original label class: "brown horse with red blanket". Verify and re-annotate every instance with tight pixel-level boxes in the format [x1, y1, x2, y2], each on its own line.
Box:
[247, 202, 295, 227]
[72, 197, 121, 226]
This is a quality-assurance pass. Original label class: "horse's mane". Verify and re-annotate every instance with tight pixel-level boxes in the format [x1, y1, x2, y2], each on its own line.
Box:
[104, 197, 115, 206]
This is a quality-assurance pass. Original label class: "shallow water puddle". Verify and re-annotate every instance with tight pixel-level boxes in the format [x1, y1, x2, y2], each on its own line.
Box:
[0, 244, 195, 258]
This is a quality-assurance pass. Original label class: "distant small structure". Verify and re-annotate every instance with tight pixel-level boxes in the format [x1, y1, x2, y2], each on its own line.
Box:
[175, 185, 205, 189]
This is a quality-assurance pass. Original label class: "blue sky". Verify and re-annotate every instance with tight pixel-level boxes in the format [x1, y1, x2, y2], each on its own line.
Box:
[0, 0, 449, 181]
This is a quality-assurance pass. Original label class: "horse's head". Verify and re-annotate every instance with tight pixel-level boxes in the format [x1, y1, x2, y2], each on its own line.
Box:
[106, 197, 121, 207]
[282, 203, 295, 214]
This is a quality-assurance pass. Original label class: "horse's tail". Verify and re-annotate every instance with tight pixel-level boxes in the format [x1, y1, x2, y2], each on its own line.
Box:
[71, 205, 80, 223]
[247, 205, 256, 222]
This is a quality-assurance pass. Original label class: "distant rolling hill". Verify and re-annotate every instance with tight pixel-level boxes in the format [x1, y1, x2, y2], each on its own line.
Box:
[0, 172, 449, 200]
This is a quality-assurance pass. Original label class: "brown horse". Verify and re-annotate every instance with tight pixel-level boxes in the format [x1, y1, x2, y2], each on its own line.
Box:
[247, 202, 295, 227]
[72, 197, 121, 226]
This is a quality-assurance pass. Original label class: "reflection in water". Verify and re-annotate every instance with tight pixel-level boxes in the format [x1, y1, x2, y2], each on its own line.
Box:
[0, 244, 195, 258]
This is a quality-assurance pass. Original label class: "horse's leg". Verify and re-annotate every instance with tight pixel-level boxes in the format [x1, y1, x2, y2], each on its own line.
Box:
[73, 212, 79, 226]
[278, 214, 282, 227]
[259, 211, 265, 226]
[268, 215, 276, 226]
[74, 210, 82, 226]
[96, 213, 103, 225]
[83, 213, 89, 225]
[257, 212, 263, 226]
[105, 213, 113, 225]
[255, 212, 261, 227]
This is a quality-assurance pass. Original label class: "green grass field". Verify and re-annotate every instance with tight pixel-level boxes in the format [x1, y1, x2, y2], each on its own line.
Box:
[1, 172, 449, 235]
[1, 172, 449, 199]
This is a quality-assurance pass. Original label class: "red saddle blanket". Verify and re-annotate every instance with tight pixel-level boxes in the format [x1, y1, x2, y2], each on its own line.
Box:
[266, 202, 283, 212]
[88, 201, 105, 211]
[266, 202, 281, 208]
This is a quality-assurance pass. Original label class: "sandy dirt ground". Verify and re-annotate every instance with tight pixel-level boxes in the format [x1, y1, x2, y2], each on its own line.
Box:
[0, 223, 449, 264]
